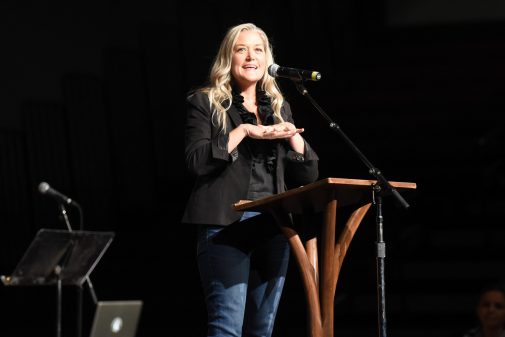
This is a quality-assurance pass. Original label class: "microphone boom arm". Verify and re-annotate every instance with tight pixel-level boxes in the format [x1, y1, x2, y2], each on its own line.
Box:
[293, 80, 409, 208]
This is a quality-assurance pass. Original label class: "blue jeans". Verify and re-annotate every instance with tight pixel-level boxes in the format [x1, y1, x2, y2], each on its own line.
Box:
[197, 212, 290, 337]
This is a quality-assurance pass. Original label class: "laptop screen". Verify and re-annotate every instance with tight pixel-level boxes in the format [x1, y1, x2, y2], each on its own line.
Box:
[89, 300, 143, 337]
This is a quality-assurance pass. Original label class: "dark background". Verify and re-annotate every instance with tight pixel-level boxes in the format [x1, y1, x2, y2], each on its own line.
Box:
[1, 1, 504, 336]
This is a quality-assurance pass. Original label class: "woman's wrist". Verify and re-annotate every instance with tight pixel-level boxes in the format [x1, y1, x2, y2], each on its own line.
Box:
[241, 123, 250, 138]
[289, 133, 305, 154]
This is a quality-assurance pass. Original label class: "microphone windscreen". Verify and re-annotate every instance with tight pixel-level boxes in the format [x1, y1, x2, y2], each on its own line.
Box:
[38, 182, 50, 194]
[268, 64, 279, 77]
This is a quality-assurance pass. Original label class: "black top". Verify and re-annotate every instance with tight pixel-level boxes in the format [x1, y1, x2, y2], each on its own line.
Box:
[231, 89, 276, 200]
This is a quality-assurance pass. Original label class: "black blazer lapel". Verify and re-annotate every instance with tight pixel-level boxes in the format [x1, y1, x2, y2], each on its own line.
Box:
[227, 104, 243, 128]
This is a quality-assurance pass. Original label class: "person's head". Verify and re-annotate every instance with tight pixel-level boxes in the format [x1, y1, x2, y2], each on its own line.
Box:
[209, 22, 275, 91]
[475, 284, 505, 331]
[203, 23, 284, 131]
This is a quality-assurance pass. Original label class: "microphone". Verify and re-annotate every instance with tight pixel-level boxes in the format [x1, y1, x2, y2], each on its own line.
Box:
[268, 64, 321, 81]
[38, 182, 78, 206]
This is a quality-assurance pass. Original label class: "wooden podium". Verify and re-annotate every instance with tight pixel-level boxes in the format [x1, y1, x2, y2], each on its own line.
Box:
[234, 177, 416, 337]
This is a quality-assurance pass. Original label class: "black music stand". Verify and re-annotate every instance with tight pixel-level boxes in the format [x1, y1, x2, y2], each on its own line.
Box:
[1, 228, 115, 337]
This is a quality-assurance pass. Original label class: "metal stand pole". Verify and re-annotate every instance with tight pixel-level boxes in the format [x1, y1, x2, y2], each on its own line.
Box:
[58, 203, 97, 337]
[56, 266, 62, 337]
[373, 187, 387, 337]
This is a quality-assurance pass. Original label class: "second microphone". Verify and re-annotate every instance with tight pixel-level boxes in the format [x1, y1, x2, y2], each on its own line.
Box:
[38, 182, 79, 207]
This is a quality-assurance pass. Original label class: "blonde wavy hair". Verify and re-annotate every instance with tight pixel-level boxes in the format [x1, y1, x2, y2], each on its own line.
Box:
[202, 23, 285, 132]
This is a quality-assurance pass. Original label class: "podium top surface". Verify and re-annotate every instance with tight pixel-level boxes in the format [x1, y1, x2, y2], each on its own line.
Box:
[234, 177, 416, 214]
[1, 228, 115, 287]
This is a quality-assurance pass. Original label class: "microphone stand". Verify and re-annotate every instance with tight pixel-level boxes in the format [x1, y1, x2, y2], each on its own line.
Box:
[58, 202, 98, 337]
[291, 78, 410, 337]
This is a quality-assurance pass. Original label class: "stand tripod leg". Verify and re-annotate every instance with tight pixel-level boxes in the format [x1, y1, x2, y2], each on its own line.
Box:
[76, 277, 98, 337]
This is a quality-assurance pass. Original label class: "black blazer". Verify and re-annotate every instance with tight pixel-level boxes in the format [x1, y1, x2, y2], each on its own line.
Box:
[182, 91, 319, 226]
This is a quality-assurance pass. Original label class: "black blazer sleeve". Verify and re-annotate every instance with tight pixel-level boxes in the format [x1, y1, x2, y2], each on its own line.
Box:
[184, 91, 234, 177]
[280, 101, 319, 188]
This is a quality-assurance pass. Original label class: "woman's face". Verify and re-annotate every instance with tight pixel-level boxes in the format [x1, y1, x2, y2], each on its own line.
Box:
[477, 290, 505, 329]
[230, 30, 266, 90]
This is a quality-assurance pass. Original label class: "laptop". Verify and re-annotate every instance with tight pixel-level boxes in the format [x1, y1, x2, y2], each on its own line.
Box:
[89, 300, 143, 337]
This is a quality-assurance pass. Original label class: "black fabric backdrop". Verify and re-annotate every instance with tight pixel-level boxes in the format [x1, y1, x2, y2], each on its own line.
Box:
[1, 1, 504, 336]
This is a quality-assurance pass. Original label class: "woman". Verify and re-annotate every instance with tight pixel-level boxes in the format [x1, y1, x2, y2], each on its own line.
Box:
[182, 23, 319, 337]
